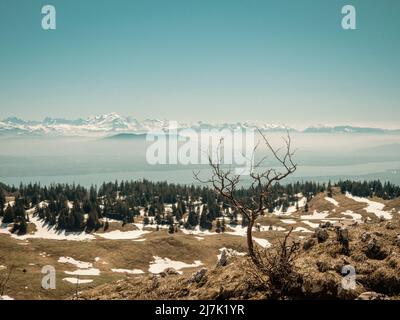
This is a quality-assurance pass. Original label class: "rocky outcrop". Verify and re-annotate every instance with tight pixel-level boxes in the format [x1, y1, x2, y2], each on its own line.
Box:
[78, 218, 400, 300]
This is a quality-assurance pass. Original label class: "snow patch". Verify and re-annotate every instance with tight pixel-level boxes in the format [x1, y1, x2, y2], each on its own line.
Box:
[325, 197, 339, 207]
[95, 229, 150, 240]
[180, 226, 217, 236]
[341, 210, 363, 220]
[58, 257, 93, 269]
[63, 278, 93, 284]
[64, 268, 100, 276]
[10, 215, 95, 241]
[345, 193, 392, 220]
[302, 221, 320, 229]
[148, 256, 203, 274]
[111, 268, 144, 275]
[280, 219, 296, 224]
[253, 237, 272, 248]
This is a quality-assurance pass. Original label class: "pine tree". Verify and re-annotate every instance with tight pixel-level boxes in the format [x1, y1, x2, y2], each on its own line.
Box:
[2, 205, 15, 224]
[86, 208, 100, 231]
[327, 181, 333, 198]
[187, 210, 198, 228]
[199, 205, 212, 230]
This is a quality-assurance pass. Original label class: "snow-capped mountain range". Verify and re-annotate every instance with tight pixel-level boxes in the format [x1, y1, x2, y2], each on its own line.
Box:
[0, 113, 399, 137]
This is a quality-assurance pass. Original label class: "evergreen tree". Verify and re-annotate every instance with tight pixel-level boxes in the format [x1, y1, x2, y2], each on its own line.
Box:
[327, 181, 333, 198]
[2, 205, 15, 224]
[199, 205, 212, 230]
[86, 207, 100, 231]
[186, 210, 198, 228]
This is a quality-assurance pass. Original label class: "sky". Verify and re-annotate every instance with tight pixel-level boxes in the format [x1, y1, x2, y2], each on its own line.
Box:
[0, 0, 399, 128]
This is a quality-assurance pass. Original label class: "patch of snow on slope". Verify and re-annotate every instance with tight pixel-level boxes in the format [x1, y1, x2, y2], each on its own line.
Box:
[293, 227, 313, 233]
[111, 268, 144, 275]
[180, 226, 217, 236]
[59, 257, 100, 278]
[345, 193, 392, 219]
[64, 268, 100, 276]
[225, 225, 247, 237]
[149, 256, 203, 274]
[63, 278, 93, 284]
[280, 219, 296, 224]
[0, 295, 14, 300]
[341, 210, 363, 220]
[325, 197, 339, 207]
[273, 197, 307, 216]
[302, 221, 320, 229]
[10, 215, 95, 241]
[58, 257, 93, 269]
[95, 229, 150, 240]
[253, 237, 272, 248]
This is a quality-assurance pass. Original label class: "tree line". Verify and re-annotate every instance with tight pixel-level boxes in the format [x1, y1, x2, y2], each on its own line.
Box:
[0, 179, 397, 235]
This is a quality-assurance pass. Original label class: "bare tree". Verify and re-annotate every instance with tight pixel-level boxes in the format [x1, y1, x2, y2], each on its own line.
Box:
[194, 129, 296, 269]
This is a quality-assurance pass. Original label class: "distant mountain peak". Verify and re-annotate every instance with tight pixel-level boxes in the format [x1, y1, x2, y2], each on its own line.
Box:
[0, 113, 399, 137]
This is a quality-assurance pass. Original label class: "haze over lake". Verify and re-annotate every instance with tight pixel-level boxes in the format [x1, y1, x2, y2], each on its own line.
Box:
[1, 132, 399, 187]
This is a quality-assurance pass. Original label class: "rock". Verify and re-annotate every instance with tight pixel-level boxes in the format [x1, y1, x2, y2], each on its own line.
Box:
[301, 272, 341, 298]
[150, 275, 159, 289]
[356, 291, 389, 300]
[216, 248, 244, 267]
[394, 235, 400, 246]
[365, 238, 388, 260]
[303, 238, 316, 250]
[188, 268, 208, 284]
[385, 222, 396, 230]
[361, 232, 371, 242]
[217, 249, 228, 267]
[315, 228, 329, 243]
[319, 222, 331, 229]
[336, 227, 349, 243]
[164, 268, 180, 276]
[316, 260, 329, 272]
[336, 227, 350, 255]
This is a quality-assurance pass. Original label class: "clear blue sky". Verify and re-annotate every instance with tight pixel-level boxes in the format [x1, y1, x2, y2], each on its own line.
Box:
[0, 0, 399, 128]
